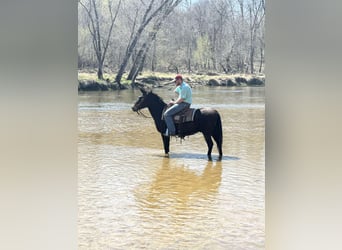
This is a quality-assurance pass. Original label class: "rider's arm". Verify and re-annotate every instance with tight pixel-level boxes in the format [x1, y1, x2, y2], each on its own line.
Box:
[170, 87, 184, 104]
[173, 97, 184, 104]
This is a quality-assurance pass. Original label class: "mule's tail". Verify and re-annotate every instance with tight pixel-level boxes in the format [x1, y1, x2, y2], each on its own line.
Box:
[213, 113, 223, 157]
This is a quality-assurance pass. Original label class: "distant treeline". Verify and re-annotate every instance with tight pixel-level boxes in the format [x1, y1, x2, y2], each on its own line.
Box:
[78, 0, 265, 87]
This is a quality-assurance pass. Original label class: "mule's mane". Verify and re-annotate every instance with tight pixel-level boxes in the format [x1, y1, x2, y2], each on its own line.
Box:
[148, 92, 166, 105]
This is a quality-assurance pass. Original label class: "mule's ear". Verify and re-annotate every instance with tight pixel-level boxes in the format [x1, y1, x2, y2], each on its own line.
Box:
[144, 85, 152, 93]
[139, 87, 147, 95]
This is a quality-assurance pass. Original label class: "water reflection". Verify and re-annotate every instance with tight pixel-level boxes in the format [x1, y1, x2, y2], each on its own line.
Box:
[167, 152, 240, 161]
[135, 158, 222, 212]
[79, 86, 265, 249]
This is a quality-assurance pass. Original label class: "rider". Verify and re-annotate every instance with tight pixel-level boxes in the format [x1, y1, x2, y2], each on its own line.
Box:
[163, 74, 192, 136]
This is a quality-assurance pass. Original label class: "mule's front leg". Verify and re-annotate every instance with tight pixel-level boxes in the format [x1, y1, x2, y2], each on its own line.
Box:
[161, 134, 170, 156]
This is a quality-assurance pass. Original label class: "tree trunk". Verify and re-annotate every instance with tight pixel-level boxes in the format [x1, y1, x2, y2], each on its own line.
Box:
[128, 0, 180, 83]
[249, 28, 257, 74]
[151, 40, 157, 72]
[127, 49, 143, 80]
[250, 46, 254, 74]
[187, 58, 191, 73]
[132, 52, 147, 83]
[115, 43, 135, 84]
[259, 46, 264, 73]
[211, 29, 217, 71]
[115, 0, 173, 85]
[130, 45, 150, 83]
[97, 64, 104, 80]
[220, 62, 228, 73]
[115, 21, 152, 85]
[187, 39, 192, 73]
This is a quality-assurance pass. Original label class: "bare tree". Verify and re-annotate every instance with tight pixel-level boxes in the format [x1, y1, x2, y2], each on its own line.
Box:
[127, 0, 183, 83]
[77, 0, 265, 77]
[115, 0, 181, 86]
[247, 0, 265, 74]
[79, 0, 122, 80]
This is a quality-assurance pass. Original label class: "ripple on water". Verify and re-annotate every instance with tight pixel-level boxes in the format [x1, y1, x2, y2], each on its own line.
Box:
[79, 87, 264, 249]
[78, 102, 132, 111]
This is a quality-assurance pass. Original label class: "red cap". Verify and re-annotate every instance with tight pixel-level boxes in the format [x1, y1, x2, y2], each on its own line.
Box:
[175, 74, 183, 80]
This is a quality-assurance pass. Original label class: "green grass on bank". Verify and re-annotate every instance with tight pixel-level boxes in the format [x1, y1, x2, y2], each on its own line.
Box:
[78, 71, 130, 85]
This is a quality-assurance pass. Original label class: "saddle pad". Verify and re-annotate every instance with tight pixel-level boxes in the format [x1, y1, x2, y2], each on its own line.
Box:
[162, 105, 197, 124]
[173, 108, 197, 124]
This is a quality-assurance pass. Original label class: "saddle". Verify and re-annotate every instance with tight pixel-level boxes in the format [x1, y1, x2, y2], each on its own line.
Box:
[162, 105, 197, 124]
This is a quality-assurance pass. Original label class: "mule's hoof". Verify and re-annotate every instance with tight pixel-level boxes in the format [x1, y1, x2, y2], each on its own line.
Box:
[218, 155, 223, 161]
[207, 156, 213, 161]
[164, 153, 169, 158]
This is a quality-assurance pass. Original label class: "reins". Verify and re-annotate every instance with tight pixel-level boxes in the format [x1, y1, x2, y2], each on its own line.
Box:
[136, 110, 152, 119]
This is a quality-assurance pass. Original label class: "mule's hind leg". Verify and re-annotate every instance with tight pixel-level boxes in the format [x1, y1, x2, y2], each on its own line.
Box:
[212, 133, 223, 160]
[203, 134, 213, 161]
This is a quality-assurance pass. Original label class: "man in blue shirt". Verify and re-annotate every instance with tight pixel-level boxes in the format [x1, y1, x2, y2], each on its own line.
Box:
[164, 74, 192, 136]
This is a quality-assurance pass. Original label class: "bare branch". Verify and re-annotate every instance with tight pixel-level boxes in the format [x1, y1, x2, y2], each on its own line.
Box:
[102, 0, 122, 64]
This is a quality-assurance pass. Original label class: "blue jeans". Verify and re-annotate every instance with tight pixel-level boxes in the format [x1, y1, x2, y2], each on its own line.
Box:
[164, 102, 190, 135]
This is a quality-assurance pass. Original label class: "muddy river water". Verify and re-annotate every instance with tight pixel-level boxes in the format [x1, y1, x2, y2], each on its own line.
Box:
[78, 86, 264, 249]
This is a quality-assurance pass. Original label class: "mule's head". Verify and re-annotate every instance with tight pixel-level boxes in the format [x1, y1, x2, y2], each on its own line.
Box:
[132, 87, 151, 112]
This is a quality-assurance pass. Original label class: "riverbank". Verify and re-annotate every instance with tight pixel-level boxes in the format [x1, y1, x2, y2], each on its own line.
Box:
[78, 70, 265, 91]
